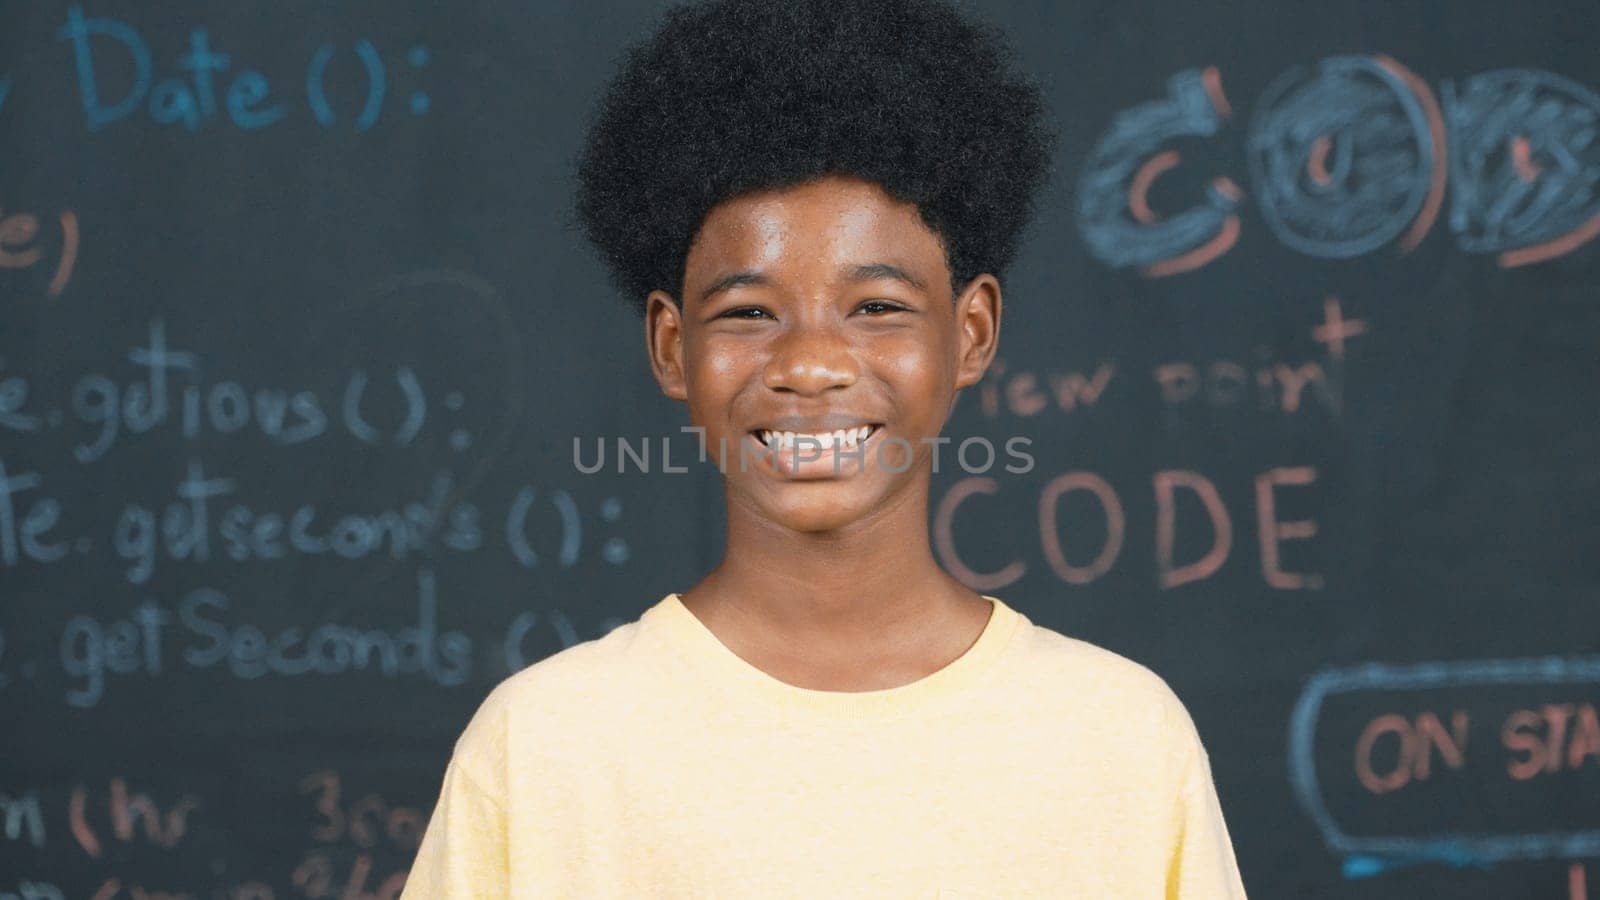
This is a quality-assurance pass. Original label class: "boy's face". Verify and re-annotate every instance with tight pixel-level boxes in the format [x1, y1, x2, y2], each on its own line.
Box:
[646, 173, 1000, 533]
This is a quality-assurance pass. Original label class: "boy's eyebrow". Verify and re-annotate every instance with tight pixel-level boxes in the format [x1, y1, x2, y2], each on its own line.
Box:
[699, 262, 927, 304]
[699, 271, 769, 304]
[846, 262, 927, 293]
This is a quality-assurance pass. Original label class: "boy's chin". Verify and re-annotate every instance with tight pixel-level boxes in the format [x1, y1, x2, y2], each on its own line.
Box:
[748, 484, 887, 534]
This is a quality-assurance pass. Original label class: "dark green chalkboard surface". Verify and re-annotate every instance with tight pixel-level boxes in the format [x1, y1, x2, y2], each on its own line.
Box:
[3, 2, 1597, 897]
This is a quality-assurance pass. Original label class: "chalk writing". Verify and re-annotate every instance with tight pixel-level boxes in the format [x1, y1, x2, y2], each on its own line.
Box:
[0, 792, 46, 848]
[0, 882, 64, 900]
[1249, 56, 1444, 258]
[1290, 657, 1600, 879]
[1077, 66, 1240, 276]
[932, 465, 1322, 591]
[44, 319, 457, 462]
[0, 771, 442, 898]
[1079, 57, 1600, 272]
[0, 459, 66, 568]
[1353, 710, 1471, 794]
[300, 771, 424, 852]
[972, 297, 1366, 421]
[105, 462, 481, 584]
[1504, 703, 1600, 779]
[288, 770, 420, 898]
[68, 778, 200, 858]
[291, 854, 404, 900]
[0, 457, 628, 586]
[974, 359, 1117, 419]
[53, 7, 430, 133]
[58, 568, 472, 708]
[1344, 700, 1600, 796]
[0, 204, 79, 298]
[1445, 70, 1600, 267]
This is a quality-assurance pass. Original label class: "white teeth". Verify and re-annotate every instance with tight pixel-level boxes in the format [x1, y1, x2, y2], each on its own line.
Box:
[757, 425, 876, 450]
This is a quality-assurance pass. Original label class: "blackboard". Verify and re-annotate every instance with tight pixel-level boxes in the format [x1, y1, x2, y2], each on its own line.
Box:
[2, 2, 1597, 897]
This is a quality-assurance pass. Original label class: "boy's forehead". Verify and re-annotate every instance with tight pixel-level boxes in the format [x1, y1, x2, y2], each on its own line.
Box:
[687, 177, 946, 282]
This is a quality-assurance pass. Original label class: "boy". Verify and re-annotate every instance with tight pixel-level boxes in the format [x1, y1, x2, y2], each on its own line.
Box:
[404, 0, 1248, 895]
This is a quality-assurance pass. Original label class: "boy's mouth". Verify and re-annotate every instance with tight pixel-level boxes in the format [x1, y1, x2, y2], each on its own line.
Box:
[749, 423, 883, 451]
[744, 422, 887, 478]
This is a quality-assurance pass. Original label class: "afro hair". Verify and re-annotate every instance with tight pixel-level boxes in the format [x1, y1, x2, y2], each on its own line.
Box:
[570, 0, 1059, 317]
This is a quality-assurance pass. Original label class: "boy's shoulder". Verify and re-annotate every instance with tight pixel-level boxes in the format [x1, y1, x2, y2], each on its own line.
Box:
[1005, 613, 1198, 734]
[1015, 615, 1179, 690]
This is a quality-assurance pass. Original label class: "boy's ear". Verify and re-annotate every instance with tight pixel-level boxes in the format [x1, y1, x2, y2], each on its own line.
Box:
[646, 290, 689, 401]
[953, 274, 1001, 390]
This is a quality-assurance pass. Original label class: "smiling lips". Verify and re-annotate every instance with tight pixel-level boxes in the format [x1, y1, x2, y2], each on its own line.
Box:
[753, 424, 879, 451]
[746, 423, 885, 477]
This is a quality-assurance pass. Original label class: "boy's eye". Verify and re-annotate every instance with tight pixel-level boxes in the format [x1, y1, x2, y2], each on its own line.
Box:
[857, 299, 907, 315]
[717, 306, 770, 320]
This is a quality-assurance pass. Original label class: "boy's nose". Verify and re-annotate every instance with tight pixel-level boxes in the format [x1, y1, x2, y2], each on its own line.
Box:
[762, 325, 859, 395]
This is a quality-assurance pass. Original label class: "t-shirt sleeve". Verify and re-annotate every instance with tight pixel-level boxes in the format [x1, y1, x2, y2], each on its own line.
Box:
[402, 691, 512, 899]
[1164, 696, 1249, 899]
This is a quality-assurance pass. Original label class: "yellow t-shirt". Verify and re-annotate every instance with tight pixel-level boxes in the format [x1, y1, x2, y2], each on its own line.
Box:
[403, 593, 1248, 898]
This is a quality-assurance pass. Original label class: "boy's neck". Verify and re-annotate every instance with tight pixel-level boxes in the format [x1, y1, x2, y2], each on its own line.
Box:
[677, 478, 992, 690]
